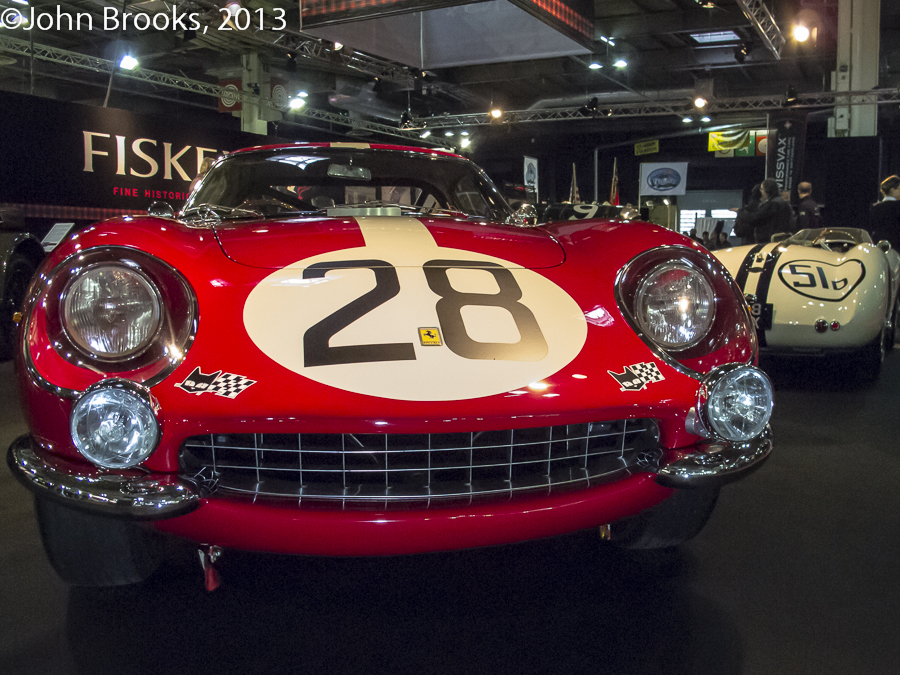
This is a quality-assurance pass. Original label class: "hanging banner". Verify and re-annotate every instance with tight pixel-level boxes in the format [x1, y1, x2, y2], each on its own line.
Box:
[634, 140, 659, 156]
[639, 162, 688, 196]
[766, 111, 808, 196]
[524, 156, 538, 203]
[708, 129, 752, 153]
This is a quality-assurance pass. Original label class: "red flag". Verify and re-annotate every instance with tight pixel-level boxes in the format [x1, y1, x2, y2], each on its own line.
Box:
[610, 158, 619, 206]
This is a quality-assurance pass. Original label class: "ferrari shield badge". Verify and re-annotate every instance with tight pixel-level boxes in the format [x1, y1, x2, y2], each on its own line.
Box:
[608, 362, 664, 392]
[177, 367, 256, 399]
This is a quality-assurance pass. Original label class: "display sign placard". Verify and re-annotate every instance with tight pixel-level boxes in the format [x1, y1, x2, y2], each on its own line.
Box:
[634, 140, 659, 156]
[0, 91, 293, 213]
[639, 162, 688, 196]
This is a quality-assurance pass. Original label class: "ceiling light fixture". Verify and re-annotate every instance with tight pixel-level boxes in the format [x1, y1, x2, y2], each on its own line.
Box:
[420, 130, 431, 138]
[119, 55, 139, 70]
[589, 60, 603, 70]
[289, 97, 306, 110]
[792, 23, 810, 42]
[701, 116, 711, 122]
[461, 138, 471, 149]
[682, 116, 693, 123]
[613, 59, 627, 68]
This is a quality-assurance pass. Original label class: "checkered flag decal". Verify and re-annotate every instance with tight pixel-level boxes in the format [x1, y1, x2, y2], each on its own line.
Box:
[608, 361, 665, 392]
[177, 367, 256, 399]
[206, 373, 256, 399]
[630, 362, 663, 384]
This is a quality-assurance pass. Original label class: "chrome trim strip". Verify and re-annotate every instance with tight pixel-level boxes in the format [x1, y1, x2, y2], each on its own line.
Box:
[655, 426, 773, 489]
[7, 435, 202, 520]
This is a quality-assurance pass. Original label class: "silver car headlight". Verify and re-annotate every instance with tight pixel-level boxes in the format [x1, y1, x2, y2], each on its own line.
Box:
[70, 380, 160, 469]
[62, 264, 162, 360]
[634, 261, 715, 350]
[700, 365, 773, 442]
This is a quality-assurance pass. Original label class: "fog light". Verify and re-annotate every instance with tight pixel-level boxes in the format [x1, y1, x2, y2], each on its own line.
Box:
[70, 380, 160, 469]
[815, 319, 827, 333]
[701, 365, 773, 442]
[831, 321, 840, 331]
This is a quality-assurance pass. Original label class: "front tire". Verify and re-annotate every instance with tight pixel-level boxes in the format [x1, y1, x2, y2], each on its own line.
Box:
[0, 252, 37, 360]
[34, 498, 164, 587]
[609, 487, 720, 550]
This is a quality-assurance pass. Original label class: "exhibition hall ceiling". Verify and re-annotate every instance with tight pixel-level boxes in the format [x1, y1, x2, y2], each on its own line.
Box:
[0, 0, 898, 144]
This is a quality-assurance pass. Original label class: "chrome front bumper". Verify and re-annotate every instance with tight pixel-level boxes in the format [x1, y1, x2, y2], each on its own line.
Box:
[8, 426, 771, 521]
[7, 435, 202, 520]
[655, 426, 773, 489]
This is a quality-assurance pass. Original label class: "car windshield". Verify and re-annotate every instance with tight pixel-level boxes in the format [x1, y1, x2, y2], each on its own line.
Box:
[784, 227, 873, 246]
[182, 147, 513, 222]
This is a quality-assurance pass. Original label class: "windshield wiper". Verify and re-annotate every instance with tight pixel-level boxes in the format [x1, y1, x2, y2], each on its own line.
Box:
[180, 203, 263, 223]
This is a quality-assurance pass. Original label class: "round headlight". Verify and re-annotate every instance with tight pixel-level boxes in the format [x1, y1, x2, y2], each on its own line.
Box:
[63, 264, 161, 360]
[70, 383, 159, 469]
[704, 366, 773, 442]
[635, 262, 715, 350]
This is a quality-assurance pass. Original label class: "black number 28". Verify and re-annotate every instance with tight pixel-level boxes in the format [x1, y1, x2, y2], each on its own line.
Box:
[302, 259, 548, 367]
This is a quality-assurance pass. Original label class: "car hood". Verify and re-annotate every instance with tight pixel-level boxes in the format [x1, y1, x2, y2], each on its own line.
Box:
[213, 215, 566, 270]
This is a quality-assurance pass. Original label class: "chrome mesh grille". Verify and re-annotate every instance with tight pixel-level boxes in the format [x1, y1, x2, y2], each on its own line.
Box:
[180, 419, 660, 509]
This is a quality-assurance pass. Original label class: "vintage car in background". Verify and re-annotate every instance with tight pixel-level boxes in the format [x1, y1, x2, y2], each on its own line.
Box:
[714, 227, 900, 380]
[8, 143, 774, 588]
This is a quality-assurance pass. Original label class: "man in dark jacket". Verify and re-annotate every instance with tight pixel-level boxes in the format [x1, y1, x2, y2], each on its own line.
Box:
[744, 179, 795, 243]
[796, 181, 820, 230]
[869, 175, 900, 251]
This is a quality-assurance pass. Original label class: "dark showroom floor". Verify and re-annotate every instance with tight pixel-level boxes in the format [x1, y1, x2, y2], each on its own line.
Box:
[2, 349, 899, 675]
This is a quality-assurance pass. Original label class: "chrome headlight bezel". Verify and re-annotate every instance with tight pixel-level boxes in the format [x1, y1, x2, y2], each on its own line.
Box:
[61, 262, 163, 362]
[37, 247, 197, 377]
[633, 259, 716, 350]
[69, 379, 162, 469]
[695, 364, 774, 442]
[616, 245, 757, 374]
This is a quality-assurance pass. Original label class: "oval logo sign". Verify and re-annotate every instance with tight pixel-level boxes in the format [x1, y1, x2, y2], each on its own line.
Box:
[243, 218, 588, 401]
[647, 168, 682, 191]
[777, 259, 866, 301]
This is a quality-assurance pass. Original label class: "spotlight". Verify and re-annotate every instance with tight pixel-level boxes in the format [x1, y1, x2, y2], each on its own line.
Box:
[119, 55, 139, 70]
[734, 43, 749, 63]
[792, 23, 810, 42]
[224, 0, 241, 17]
[580, 97, 600, 117]
[420, 130, 431, 139]
[489, 108, 503, 119]
[461, 138, 471, 149]
[694, 96, 707, 108]
[399, 111, 413, 129]
[289, 97, 306, 110]
[334, 41, 344, 51]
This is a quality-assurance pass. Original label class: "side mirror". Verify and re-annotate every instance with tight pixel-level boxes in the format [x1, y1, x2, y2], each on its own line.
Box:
[506, 203, 538, 227]
[148, 201, 175, 218]
[878, 240, 892, 253]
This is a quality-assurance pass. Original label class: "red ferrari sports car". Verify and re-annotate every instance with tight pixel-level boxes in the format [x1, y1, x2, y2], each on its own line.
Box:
[8, 143, 773, 588]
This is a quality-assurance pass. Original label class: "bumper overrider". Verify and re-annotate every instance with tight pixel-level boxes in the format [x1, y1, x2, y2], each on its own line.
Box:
[8, 364, 774, 520]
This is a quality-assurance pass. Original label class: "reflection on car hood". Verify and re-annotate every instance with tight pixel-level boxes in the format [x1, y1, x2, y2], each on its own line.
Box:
[213, 215, 566, 269]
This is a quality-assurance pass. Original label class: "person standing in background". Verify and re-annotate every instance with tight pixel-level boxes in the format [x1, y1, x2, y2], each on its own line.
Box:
[869, 175, 900, 250]
[796, 182, 820, 230]
[743, 179, 795, 243]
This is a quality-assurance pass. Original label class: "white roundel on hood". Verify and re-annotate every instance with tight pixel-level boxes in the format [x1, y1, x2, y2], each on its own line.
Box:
[243, 218, 588, 401]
